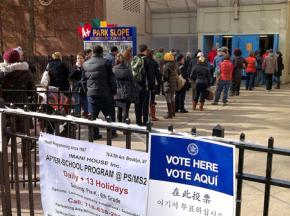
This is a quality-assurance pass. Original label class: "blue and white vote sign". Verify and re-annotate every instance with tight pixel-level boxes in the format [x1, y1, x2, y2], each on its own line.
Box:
[147, 134, 235, 216]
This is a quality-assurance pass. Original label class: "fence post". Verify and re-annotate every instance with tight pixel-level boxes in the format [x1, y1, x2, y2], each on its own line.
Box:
[263, 137, 274, 216]
[88, 114, 94, 142]
[146, 121, 152, 153]
[168, 125, 173, 132]
[0, 113, 12, 216]
[236, 133, 246, 216]
[125, 119, 131, 149]
[191, 127, 197, 136]
[106, 116, 112, 146]
[212, 124, 224, 137]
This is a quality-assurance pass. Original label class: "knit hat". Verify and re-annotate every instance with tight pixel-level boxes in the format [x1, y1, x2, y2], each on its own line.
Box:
[3, 49, 20, 64]
[14, 46, 24, 58]
[164, 52, 175, 62]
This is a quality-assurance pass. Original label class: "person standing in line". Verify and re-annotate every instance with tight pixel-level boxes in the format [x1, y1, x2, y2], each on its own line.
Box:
[163, 52, 178, 119]
[175, 54, 190, 113]
[82, 45, 117, 139]
[105, 46, 119, 67]
[190, 56, 211, 111]
[208, 47, 217, 85]
[84, 49, 93, 61]
[230, 49, 246, 96]
[262, 49, 277, 91]
[213, 48, 227, 85]
[113, 53, 135, 122]
[69, 53, 88, 117]
[212, 55, 233, 106]
[275, 51, 284, 89]
[255, 51, 263, 87]
[132, 44, 155, 126]
[45, 52, 70, 92]
[245, 51, 257, 91]
[147, 49, 161, 121]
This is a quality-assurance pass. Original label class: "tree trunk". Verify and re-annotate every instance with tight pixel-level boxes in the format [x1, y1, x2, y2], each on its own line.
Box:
[0, 0, 4, 55]
[28, 0, 35, 56]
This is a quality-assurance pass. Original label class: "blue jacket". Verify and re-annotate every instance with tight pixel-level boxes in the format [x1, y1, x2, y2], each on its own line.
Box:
[213, 54, 225, 71]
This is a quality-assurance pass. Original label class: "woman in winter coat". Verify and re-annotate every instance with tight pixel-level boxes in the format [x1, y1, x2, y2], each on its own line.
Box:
[175, 54, 190, 113]
[163, 52, 178, 119]
[262, 49, 278, 91]
[190, 56, 211, 111]
[113, 53, 135, 122]
[230, 49, 247, 96]
[245, 51, 257, 90]
[46, 52, 70, 91]
[275, 51, 284, 89]
[69, 53, 88, 117]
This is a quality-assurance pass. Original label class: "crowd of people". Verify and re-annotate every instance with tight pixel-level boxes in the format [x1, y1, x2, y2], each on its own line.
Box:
[0, 44, 285, 139]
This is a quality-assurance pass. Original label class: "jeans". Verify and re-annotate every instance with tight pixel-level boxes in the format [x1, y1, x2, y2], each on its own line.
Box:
[116, 101, 131, 122]
[255, 70, 263, 86]
[275, 76, 281, 88]
[265, 74, 273, 90]
[88, 96, 115, 136]
[214, 80, 231, 103]
[231, 79, 241, 95]
[194, 83, 207, 103]
[246, 73, 255, 90]
[73, 93, 88, 115]
[175, 88, 187, 111]
[135, 90, 150, 126]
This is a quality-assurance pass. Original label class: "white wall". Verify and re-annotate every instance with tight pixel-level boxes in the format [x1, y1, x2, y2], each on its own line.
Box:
[151, 12, 198, 53]
[105, 0, 152, 48]
[197, 3, 289, 82]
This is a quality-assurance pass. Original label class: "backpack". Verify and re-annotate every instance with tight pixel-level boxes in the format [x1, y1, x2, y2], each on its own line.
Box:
[131, 56, 146, 82]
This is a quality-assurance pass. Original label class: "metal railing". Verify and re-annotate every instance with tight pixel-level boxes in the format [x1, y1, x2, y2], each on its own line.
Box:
[0, 108, 289, 216]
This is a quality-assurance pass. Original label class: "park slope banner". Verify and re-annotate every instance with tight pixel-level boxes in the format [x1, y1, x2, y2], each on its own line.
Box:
[39, 133, 149, 216]
[147, 133, 235, 216]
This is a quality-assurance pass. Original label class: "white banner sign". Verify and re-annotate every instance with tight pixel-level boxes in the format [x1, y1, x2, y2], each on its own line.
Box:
[39, 133, 149, 216]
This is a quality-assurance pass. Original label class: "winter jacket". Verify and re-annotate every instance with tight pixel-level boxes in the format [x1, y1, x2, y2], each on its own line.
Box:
[256, 56, 263, 71]
[275, 55, 284, 77]
[219, 60, 233, 81]
[262, 55, 278, 75]
[178, 63, 190, 91]
[69, 65, 87, 95]
[190, 63, 211, 87]
[104, 53, 115, 67]
[0, 62, 34, 106]
[148, 58, 161, 93]
[113, 63, 136, 102]
[46, 59, 70, 91]
[136, 54, 156, 91]
[163, 62, 178, 93]
[82, 54, 117, 97]
[213, 54, 225, 71]
[245, 57, 256, 73]
[232, 56, 246, 81]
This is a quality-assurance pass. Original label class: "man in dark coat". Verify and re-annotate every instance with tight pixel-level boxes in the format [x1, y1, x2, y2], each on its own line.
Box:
[82, 45, 117, 139]
[134, 44, 156, 126]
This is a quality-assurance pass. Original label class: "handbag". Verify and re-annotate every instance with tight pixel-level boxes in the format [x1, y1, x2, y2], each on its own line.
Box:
[40, 70, 50, 87]
[205, 88, 214, 101]
[177, 74, 186, 91]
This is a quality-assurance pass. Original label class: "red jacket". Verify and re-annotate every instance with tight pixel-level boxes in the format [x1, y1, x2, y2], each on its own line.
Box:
[219, 60, 233, 81]
[208, 50, 217, 65]
[246, 57, 256, 73]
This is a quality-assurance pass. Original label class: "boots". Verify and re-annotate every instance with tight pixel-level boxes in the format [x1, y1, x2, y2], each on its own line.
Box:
[199, 102, 205, 111]
[164, 103, 173, 119]
[150, 104, 159, 121]
[192, 101, 197, 110]
[172, 102, 176, 117]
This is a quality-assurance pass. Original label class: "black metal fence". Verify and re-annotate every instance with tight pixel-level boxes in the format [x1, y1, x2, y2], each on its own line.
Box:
[0, 108, 289, 216]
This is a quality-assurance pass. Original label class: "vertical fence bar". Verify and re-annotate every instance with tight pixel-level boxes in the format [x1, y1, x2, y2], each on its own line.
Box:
[146, 122, 152, 153]
[212, 124, 225, 137]
[263, 137, 274, 216]
[236, 133, 246, 216]
[1, 113, 12, 215]
[11, 115, 22, 215]
[106, 116, 112, 146]
[88, 114, 94, 142]
[125, 119, 131, 149]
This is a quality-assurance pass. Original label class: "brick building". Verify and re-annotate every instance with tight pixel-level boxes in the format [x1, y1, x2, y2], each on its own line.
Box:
[0, 0, 104, 55]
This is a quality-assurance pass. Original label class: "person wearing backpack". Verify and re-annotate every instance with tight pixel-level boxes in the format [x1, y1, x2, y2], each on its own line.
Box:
[131, 44, 155, 126]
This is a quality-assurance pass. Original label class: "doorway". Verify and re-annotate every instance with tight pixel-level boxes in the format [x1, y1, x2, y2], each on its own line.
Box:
[203, 35, 214, 56]
[259, 35, 274, 55]
[222, 36, 232, 55]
